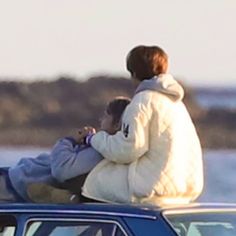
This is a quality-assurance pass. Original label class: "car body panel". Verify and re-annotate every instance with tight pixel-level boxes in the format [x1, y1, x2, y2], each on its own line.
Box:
[0, 203, 236, 236]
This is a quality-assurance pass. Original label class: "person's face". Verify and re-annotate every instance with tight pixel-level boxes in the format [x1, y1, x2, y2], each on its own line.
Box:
[100, 111, 119, 135]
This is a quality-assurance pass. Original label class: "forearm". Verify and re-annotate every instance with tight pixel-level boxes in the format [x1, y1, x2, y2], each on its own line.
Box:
[91, 129, 148, 164]
[51, 138, 102, 182]
[50, 138, 82, 182]
[90, 97, 150, 163]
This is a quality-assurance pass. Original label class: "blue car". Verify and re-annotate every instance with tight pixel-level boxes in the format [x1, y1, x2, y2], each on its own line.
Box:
[0, 203, 236, 236]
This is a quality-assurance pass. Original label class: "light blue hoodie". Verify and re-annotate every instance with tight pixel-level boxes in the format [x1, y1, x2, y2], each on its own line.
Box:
[8, 138, 102, 201]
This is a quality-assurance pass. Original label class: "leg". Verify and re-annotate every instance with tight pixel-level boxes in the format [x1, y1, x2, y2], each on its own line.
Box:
[27, 183, 79, 204]
[0, 168, 24, 203]
[27, 174, 102, 204]
[60, 174, 87, 195]
[27, 174, 88, 203]
[61, 174, 103, 203]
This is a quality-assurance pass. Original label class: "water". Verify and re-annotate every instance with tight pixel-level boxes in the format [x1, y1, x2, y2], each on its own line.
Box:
[0, 146, 50, 167]
[198, 149, 236, 203]
[0, 147, 235, 203]
[195, 88, 236, 109]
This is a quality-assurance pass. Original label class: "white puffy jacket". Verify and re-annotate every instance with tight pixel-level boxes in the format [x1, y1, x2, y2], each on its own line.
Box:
[82, 74, 203, 205]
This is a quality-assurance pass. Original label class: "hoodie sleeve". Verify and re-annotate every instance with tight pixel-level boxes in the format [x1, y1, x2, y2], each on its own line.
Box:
[91, 93, 151, 164]
[50, 138, 103, 182]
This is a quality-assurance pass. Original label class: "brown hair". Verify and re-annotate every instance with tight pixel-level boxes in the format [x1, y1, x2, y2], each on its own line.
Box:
[106, 97, 131, 125]
[126, 45, 168, 81]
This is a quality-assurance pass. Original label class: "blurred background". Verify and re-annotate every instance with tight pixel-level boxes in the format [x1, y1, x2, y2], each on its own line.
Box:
[0, 0, 236, 203]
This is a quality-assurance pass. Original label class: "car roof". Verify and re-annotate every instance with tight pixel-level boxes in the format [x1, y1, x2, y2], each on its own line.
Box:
[0, 203, 236, 219]
[0, 203, 160, 219]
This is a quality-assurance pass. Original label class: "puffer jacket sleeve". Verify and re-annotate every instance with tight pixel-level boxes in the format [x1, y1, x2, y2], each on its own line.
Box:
[50, 138, 102, 182]
[91, 93, 152, 164]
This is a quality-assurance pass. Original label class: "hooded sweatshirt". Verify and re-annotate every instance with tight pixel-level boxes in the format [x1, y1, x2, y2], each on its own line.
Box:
[8, 138, 102, 201]
[82, 74, 203, 205]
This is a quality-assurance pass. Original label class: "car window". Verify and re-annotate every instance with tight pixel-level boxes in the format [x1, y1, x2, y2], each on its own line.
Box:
[164, 211, 236, 236]
[25, 219, 126, 236]
[0, 215, 17, 236]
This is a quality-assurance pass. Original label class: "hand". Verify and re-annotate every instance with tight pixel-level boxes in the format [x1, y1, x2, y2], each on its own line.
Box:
[76, 126, 96, 144]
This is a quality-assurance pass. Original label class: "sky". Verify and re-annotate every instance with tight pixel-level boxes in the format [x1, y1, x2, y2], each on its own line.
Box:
[0, 0, 236, 87]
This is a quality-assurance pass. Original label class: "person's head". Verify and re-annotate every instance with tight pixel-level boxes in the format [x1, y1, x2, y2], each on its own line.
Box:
[100, 97, 131, 134]
[126, 45, 168, 86]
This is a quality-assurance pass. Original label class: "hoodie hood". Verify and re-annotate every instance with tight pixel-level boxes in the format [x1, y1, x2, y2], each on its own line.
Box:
[135, 74, 184, 101]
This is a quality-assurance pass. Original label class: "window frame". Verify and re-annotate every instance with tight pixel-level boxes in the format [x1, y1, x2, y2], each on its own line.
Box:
[162, 209, 236, 236]
[0, 214, 17, 236]
[23, 217, 129, 236]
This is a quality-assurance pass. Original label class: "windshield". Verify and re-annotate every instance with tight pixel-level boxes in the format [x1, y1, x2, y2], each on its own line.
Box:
[164, 211, 236, 236]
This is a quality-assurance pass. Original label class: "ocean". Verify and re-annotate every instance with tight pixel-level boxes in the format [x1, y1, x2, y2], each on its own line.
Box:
[195, 88, 236, 109]
[0, 147, 235, 203]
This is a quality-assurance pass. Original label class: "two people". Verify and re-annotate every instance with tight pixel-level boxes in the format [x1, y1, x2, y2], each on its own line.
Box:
[0, 97, 130, 203]
[0, 45, 204, 205]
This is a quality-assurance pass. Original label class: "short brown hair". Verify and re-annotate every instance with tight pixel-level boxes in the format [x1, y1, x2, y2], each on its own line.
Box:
[126, 45, 168, 81]
[106, 97, 131, 125]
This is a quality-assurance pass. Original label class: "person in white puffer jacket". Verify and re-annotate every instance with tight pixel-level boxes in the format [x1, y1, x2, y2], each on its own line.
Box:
[82, 45, 204, 205]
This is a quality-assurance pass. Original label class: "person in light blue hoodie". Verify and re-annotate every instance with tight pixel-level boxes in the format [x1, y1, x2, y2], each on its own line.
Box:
[0, 97, 130, 203]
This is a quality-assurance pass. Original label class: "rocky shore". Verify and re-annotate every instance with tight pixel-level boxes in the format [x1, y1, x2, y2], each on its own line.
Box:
[0, 75, 235, 149]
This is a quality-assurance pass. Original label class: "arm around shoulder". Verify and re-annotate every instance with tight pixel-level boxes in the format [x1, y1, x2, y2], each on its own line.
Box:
[91, 95, 151, 164]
